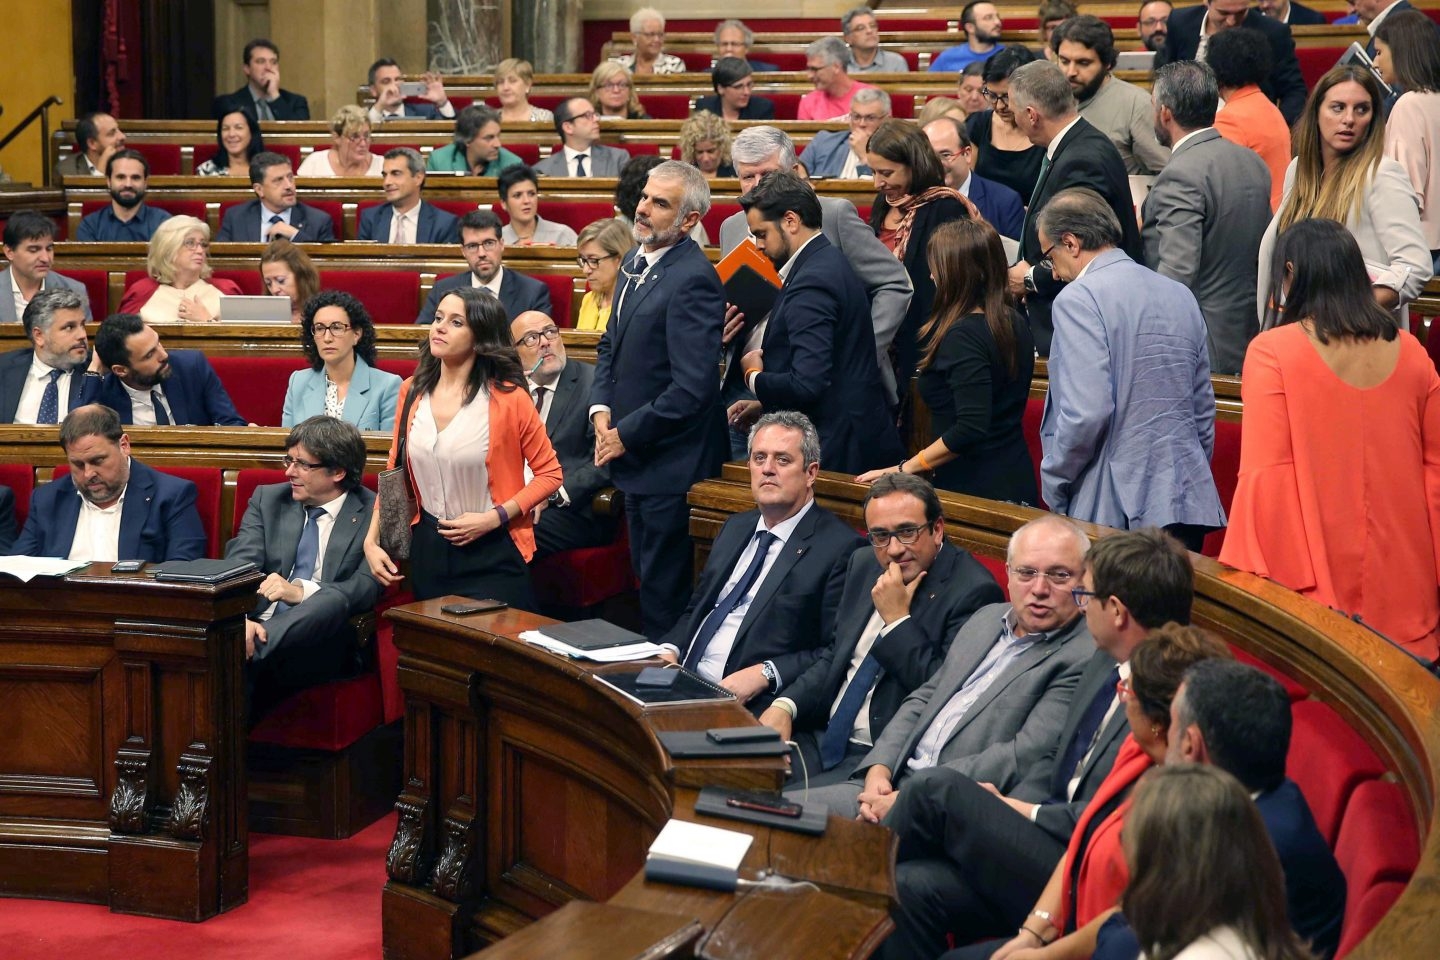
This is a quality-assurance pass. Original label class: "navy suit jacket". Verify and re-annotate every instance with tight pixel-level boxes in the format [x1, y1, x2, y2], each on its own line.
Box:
[216, 199, 336, 243]
[1286, 1, 1329, 25]
[970, 173, 1025, 241]
[753, 234, 905, 474]
[14, 460, 206, 562]
[693, 95, 776, 121]
[0, 348, 101, 424]
[659, 504, 865, 710]
[589, 237, 728, 495]
[98, 350, 247, 426]
[0, 484, 15, 554]
[415, 267, 553, 324]
[1161, 7, 1307, 125]
[358, 200, 461, 244]
[212, 86, 310, 121]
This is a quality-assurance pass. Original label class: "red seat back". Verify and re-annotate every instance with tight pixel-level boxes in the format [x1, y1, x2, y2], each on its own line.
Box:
[212, 268, 265, 295]
[536, 274, 575, 324]
[130, 144, 181, 175]
[49, 463, 225, 559]
[64, 269, 111, 318]
[318, 269, 422, 325]
[702, 202, 742, 244]
[638, 94, 694, 120]
[207, 355, 310, 427]
[540, 200, 619, 235]
[1022, 395, 1047, 510]
[375, 358, 420, 381]
[1336, 880, 1406, 959]
[769, 93, 804, 120]
[1334, 780, 1420, 898]
[150, 199, 212, 223]
[0, 463, 36, 531]
[507, 142, 543, 166]
[1203, 417, 1242, 557]
[1286, 700, 1388, 846]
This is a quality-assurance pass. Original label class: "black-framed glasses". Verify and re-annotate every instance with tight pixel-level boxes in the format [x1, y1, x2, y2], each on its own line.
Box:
[281, 455, 324, 471]
[1038, 242, 1058, 273]
[462, 239, 501, 253]
[1071, 587, 1097, 608]
[1009, 566, 1075, 585]
[515, 325, 561, 348]
[311, 322, 352, 337]
[866, 523, 929, 548]
[981, 86, 1010, 106]
[576, 253, 619, 269]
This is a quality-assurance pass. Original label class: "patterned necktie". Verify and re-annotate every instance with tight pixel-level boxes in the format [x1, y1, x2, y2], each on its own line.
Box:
[36, 368, 62, 425]
[1028, 152, 1053, 211]
[256, 98, 275, 122]
[276, 506, 326, 614]
[575, 153, 588, 177]
[267, 213, 283, 241]
[151, 389, 171, 426]
[394, 211, 410, 245]
[683, 531, 777, 671]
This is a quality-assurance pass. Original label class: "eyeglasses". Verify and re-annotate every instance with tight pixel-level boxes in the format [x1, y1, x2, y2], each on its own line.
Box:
[1116, 677, 1135, 702]
[515, 325, 561, 348]
[343, 132, 373, 143]
[866, 523, 930, 548]
[1038, 242, 1058, 273]
[182, 238, 210, 251]
[981, 86, 1010, 106]
[849, 112, 888, 124]
[462, 239, 501, 253]
[311, 322, 353, 337]
[567, 109, 598, 123]
[1008, 566, 1075, 585]
[724, 81, 755, 93]
[1071, 587, 1097, 608]
[577, 253, 619, 269]
[281, 455, 324, 471]
[601, 80, 632, 91]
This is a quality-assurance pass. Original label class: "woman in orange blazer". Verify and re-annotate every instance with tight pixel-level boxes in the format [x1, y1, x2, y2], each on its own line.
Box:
[365, 286, 561, 608]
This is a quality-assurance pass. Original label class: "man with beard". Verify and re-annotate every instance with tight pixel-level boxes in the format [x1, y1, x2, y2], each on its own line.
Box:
[0, 289, 99, 424]
[1138, 0, 1173, 50]
[12, 403, 206, 562]
[733, 171, 904, 474]
[94, 314, 247, 426]
[589, 160, 727, 637]
[76, 150, 172, 242]
[1053, 16, 1169, 175]
[931, 2, 1005, 72]
[414, 210, 551, 324]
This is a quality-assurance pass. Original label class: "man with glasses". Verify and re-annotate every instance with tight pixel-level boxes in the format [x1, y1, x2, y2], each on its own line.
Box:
[695, 58, 777, 122]
[930, 2, 1006, 72]
[415, 210, 551, 324]
[798, 87, 890, 179]
[799, 36, 875, 120]
[509, 310, 614, 560]
[874, 527, 1195, 959]
[95, 313, 247, 426]
[1138, 0, 1174, 50]
[225, 416, 381, 720]
[533, 98, 630, 178]
[1159, 0, 1307, 124]
[714, 19, 779, 73]
[759, 472, 1002, 787]
[216, 152, 336, 243]
[843, 6, 910, 73]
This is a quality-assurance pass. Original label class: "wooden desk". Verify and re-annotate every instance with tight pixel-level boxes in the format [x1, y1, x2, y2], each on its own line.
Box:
[379, 600, 895, 960]
[0, 564, 260, 920]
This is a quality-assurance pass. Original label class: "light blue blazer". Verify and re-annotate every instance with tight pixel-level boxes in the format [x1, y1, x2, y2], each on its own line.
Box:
[281, 356, 401, 432]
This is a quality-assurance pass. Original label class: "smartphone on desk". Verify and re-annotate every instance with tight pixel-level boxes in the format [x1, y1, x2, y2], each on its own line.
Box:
[440, 599, 508, 616]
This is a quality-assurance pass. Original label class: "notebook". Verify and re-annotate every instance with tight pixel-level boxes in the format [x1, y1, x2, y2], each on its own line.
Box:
[644, 818, 753, 891]
[715, 239, 783, 325]
[150, 559, 257, 584]
[534, 618, 649, 651]
[595, 666, 735, 707]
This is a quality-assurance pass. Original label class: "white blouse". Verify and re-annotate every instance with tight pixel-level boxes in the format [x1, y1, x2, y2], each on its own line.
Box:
[296, 149, 384, 177]
[408, 390, 491, 521]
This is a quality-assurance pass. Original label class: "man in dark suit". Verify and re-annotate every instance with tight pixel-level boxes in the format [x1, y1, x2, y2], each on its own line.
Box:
[1005, 60, 1141, 355]
[414, 210, 552, 324]
[366, 59, 455, 122]
[759, 473, 1004, 784]
[658, 411, 865, 711]
[212, 39, 310, 121]
[510, 310, 615, 560]
[532, 98, 631, 178]
[873, 528, 1196, 959]
[216, 153, 336, 243]
[13, 404, 206, 562]
[0, 485, 16, 553]
[591, 160, 729, 637]
[924, 115, 1026, 239]
[224, 417, 382, 719]
[358, 148, 460, 245]
[95, 315, 247, 427]
[1160, 1, 1307, 124]
[734, 171, 904, 475]
[0, 289, 99, 424]
[1259, 0, 1329, 24]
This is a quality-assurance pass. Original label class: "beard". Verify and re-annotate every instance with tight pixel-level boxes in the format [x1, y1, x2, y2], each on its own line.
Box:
[1143, 30, 1168, 51]
[1072, 71, 1107, 104]
[110, 187, 145, 209]
[974, 25, 1002, 44]
[1154, 120, 1174, 148]
[128, 361, 173, 389]
[632, 219, 687, 248]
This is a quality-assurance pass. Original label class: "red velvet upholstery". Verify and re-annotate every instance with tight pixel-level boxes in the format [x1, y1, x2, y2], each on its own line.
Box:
[1022, 395, 1047, 510]
[890, 96, 914, 120]
[319, 269, 422, 325]
[702, 202, 742, 244]
[1298, 47, 1348, 87]
[0, 463, 35, 530]
[65, 269, 111, 318]
[129, 144, 182, 175]
[1335, 781, 1420, 898]
[540, 200, 619, 235]
[530, 521, 637, 609]
[676, 51, 714, 71]
[247, 672, 384, 751]
[375, 358, 419, 380]
[530, 93, 566, 112]
[637, 95, 694, 120]
[535, 274, 575, 323]
[760, 53, 807, 71]
[49, 463, 225, 559]
[1203, 418, 1241, 557]
[213, 268, 265, 295]
[208, 355, 310, 426]
[975, 554, 1009, 599]
[1229, 646, 1308, 700]
[507, 142, 543, 166]
[617, 142, 666, 158]
[430, 198, 481, 222]
[770, 93, 804, 120]
[1287, 700, 1388, 846]
[1336, 881, 1406, 959]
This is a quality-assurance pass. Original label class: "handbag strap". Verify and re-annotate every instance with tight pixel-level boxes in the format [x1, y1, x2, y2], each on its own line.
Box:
[394, 382, 420, 467]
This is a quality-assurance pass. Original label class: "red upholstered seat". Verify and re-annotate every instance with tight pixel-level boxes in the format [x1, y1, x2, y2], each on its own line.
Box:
[430, 198, 481, 222]
[617, 142, 666, 158]
[975, 554, 1009, 598]
[0, 463, 35, 530]
[1229, 645, 1308, 700]
[1335, 780, 1420, 897]
[1203, 417, 1241, 557]
[761, 53, 807, 71]
[149, 199, 211, 223]
[639, 95, 694, 120]
[769, 93, 804, 120]
[530, 521, 637, 609]
[702, 202, 742, 244]
[318, 269, 422, 325]
[248, 672, 384, 751]
[1336, 880, 1406, 959]
[208, 355, 310, 426]
[64, 269, 110, 318]
[1286, 700, 1387, 846]
[50, 463, 225, 559]
[375, 358, 420, 380]
[508, 142, 543, 166]
[541, 200, 619, 235]
[536, 274, 575, 323]
[676, 51, 713, 71]
[1022, 395, 1046, 510]
[212, 268, 265, 295]
[1298, 47, 1348, 87]
[130, 144, 181, 175]
[531, 93, 566, 112]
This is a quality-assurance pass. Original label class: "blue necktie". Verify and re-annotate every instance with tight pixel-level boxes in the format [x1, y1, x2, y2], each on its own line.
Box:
[276, 506, 325, 614]
[151, 389, 171, 425]
[818, 651, 885, 770]
[267, 213, 283, 240]
[575, 153, 588, 176]
[683, 530, 777, 671]
[1055, 665, 1121, 793]
[36, 368, 62, 425]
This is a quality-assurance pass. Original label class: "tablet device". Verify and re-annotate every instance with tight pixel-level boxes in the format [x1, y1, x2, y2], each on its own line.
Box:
[219, 295, 293, 323]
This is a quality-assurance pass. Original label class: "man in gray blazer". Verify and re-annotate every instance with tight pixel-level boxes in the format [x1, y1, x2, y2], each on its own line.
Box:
[797, 515, 1094, 819]
[224, 417, 381, 719]
[55, 111, 126, 179]
[1142, 60, 1271, 376]
[532, 98, 630, 178]
[1, 211, 92, 325]
[720, 126, 912, 418]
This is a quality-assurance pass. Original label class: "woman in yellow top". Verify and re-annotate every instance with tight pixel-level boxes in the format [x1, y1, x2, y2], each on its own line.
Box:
[574, 218, 631, 332]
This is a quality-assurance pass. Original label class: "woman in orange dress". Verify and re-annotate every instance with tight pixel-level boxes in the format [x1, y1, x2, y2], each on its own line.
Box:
[1221, 217, 1440, 661]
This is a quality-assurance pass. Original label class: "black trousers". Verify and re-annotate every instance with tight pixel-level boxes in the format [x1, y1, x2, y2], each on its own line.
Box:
[625, 491, 693, 638]
[246, 589, 360, 723]
[532, 502, 615, 561]
[411, 511, 535, 611]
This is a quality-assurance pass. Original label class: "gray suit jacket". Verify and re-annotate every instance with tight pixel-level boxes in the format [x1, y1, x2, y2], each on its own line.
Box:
[532, 144, 630, 178]
[55, 152, 100, 179]
[0, 268, 93, 325]
[859, 603, 1092, 793]
[1141, 128, 1271, 375]
[720, 195, 912, 403]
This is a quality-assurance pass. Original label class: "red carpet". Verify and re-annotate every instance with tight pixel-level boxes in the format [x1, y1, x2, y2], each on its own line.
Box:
[0, 814, 393, 960]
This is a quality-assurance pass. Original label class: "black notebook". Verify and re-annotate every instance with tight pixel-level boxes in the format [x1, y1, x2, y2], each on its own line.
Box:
[150, 559, 257, 584]
[537, 619, 650, 651]
[657, 729, 791, 758]
[596, 667, 735, 707]
[723, 264, 781, 325]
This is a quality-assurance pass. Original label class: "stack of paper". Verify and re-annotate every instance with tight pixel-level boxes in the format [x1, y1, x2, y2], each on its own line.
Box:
[0, 557, 90, 582]
[644, 818, 754, 891]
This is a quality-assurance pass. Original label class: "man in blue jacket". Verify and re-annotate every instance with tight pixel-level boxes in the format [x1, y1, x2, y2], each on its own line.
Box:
[95, 314, 248, 426]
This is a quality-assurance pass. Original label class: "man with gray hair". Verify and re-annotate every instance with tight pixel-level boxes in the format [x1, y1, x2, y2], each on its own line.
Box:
[799, 87, 890, 178]
[1142, 59, 1271, 375]
[844, 6, 910, 73]
[0, 288, 99, 424]
[589, 161, 728, 637]
[358, 147, 460, 244]
[799, 36, 875, 120]
[1005, 59, 1141, 355]
[1037, 187, 1225, 552]
[715, 18, 778, 72]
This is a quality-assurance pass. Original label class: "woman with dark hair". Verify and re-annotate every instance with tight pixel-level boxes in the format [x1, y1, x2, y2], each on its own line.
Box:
[1256, 65, 1431, 319]
[259, 238, 320, 324]
[364, 286, 561, 607]
[866, 118, 972, 392]
[1122, 766, 1316, 960]
[965, 46, 1046, 201]
[282, 289, 401, 431]
[856, 219, 1036, 504]
[197, 110, 263, 177]
[1209, 27, 1289, 212]
[694, 57, 775, 122]
[1374, 10, 1440, 271]
[1224, 218, 1440, 661]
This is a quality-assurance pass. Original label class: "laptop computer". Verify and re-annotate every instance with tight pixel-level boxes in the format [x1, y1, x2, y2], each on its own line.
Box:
[1115, 51, 1156, 72]
[218, 295, 292, 323]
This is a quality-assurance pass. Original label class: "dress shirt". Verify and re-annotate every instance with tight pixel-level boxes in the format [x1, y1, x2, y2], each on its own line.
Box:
[744, 232, 823, 393]
[830, 610, 912, 746]
[409, 390, 492, 520]
[906, 608, 1045, 772]
[562, 145, 595, 177]
[15, 354, 80, 424]
[260, 203, 293, 241]
[521, 374, 570, 505]
[1046, 115, 1085, 161]
[1067, 659, 1130, 801]
[1368, 0, 1407, 35]
[689, 499, 815, 683]
[389, 202, 420, 244]
[77, 204, 172, 242]
[469, 265, 506, 298]
[120, 381, 175, 426]
[587, 242, 679, 422]
[1171, 128, 1208, 153]
[257, 492, 349, 622]
[9, 271, 28, 323]
[848, 49, 911, 73]
[68, 475, 127, 562]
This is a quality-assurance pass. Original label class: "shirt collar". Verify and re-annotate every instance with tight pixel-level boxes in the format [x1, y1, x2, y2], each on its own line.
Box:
[472, 265, 506, 295]
[1001, 606, 1060, 645]
[957, 172, 974, 197]
[28, 353, 67, 378]
[260, 201, 292, 221]
[1171, 127, 1212, 153]
[1046, 115, 1084, 160]
[776, 232, 823, 281]
[563, 144, 592, 161]
[308, 491, 348, 519]
[755, 497, 814, 540]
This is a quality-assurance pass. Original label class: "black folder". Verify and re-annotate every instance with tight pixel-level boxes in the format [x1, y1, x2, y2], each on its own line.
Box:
[149, 559, 257, 584]
[537, 618, 650, 651]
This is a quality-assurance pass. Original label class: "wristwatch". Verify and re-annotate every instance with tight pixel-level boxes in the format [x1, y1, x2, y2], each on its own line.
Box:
[1023, 265, 1038, 295]
[760, 661, 778, 692]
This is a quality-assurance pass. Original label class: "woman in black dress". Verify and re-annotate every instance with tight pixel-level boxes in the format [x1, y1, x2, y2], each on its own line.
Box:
[858, 219, 1037, 505]
[965, 46, 1046, 202]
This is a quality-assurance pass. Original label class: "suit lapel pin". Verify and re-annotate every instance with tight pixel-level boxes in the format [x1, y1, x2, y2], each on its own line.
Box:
[796, 547, 807, 556]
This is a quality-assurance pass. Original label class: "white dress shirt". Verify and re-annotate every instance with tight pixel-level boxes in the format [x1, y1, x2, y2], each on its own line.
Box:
[257, 492, 349, 622]
[259, 202, 293, 241]
[563, 145, 595, 176]
[408, 390, 492, 520]
[10, 271, 31, 325]
[15, 354, 80, 425]
[389, 202, 419, 244]
[120, 381, 175, 426]
[829, 610, 912, 747]
[68, 477, 128, 562]
[470, 265, 506, 299]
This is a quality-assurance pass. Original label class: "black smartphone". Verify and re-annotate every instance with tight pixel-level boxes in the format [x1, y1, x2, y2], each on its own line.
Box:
[725, 791, 803, 818]
[706, 726, 780, 745]
[635, 666, 679, 688]
[440, 599, 508, 616]
[111, 560, 144, 573]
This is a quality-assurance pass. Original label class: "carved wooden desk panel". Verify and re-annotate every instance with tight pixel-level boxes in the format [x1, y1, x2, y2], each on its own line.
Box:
[0, 566, 258, 921]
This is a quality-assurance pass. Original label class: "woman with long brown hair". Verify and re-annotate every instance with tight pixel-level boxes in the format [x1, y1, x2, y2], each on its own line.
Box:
[857, 219, 1036, 505]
